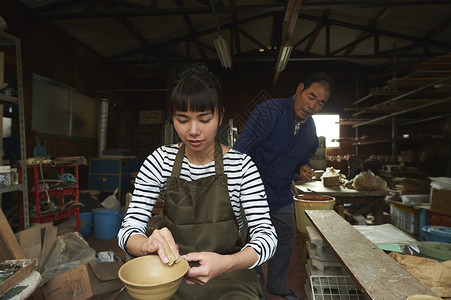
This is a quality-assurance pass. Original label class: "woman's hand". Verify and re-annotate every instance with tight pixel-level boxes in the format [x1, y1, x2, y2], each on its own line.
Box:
[126, 227, 180, 263]
[183, 252, 231, 285]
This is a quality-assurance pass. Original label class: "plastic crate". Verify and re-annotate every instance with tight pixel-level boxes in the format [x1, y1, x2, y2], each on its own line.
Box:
[389, 202, 419, 236]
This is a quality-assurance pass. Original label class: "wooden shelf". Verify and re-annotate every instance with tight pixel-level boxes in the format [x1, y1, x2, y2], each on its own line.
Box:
[351, 139, 391, 146]
[0, 93, 18, 104]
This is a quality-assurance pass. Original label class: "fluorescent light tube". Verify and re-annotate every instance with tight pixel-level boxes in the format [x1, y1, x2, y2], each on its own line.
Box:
[214, 35, 232, 68]
[275, 43, 293, 71]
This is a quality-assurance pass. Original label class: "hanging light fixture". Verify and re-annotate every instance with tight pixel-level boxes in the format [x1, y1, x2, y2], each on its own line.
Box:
[275, 43, 293, 72]
[210, 0, 232, 68]
[214, 35, 232, 68]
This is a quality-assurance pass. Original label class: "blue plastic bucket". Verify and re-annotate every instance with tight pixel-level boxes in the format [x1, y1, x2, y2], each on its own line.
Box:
[93, 208, 124, 240]
[421, 225, 451, 243]
[80, 212, 93, 237]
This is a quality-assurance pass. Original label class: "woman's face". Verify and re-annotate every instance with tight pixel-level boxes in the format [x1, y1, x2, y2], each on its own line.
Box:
[172, 108, 223, 155]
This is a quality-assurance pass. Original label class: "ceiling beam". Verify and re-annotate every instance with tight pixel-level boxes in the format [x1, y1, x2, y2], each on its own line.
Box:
[343, 6, 391, 55]
[34, 1, 451, 19]
[304, 9, 330, 53]
[176, 0, 207, 59]
[35, 4, 286, 19]
[114, 52, 439, 65]
[108, 11, 274, 60]
[229, 0, 242, 55]
[236, 27, 268, 50]
[284, 0, 303, 41]
[299, 13, 448, 48]
[331, 34, 374, 56]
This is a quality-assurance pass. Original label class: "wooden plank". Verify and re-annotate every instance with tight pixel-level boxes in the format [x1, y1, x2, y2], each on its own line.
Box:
[0, 238, 11, 261]
[39, 224, 57, 272]
[305, 210, 439, 300]
[0, 259, 37, 297]
[17, 226, 42, 259]
[0, 208, 24, 259]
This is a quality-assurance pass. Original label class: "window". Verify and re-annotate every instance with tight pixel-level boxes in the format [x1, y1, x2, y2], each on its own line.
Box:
[312, 114, 340, 148]
[32, 75, 99, 138]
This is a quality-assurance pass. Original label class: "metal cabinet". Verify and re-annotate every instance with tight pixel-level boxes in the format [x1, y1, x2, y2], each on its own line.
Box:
[89, 158, 142, 202]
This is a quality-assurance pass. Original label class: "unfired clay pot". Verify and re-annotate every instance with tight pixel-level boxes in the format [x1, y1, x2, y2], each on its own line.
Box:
[118, 255, 189, 300]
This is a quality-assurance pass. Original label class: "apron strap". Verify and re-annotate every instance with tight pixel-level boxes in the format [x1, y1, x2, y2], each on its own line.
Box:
[171, 143, 185, 177]
[171, 141, 224, 178]
[214, 140, 224, 175]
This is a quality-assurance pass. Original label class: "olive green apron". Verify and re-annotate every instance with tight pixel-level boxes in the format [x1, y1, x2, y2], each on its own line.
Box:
[164, 142, 262, 300]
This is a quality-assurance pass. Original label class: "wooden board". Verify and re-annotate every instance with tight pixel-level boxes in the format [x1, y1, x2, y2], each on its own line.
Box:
[305, 210, 439, 300]
[17, 226, 42, 259]
[0, 208, 25, 259]
[0, 259, 37, 297]
[39, 224, 58, 272]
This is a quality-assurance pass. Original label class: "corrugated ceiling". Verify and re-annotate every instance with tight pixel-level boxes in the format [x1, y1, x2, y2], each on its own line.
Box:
[13, 0, 451, 80]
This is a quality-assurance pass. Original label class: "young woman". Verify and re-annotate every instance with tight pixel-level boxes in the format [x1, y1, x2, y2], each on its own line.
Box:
[118, 64, 277, 299]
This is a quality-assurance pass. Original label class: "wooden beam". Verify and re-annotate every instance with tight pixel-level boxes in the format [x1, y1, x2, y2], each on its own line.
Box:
[284, 0, 303, 41]
[343, 6, 391, 55]
[0, 208, 25, 259]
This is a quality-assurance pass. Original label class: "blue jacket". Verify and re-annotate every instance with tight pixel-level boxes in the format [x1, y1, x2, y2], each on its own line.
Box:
[233, 97, 319, 211]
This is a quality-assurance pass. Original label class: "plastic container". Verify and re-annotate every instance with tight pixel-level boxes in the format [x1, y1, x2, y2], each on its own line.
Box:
[421, 225, 451, 243]
[294, 194, 335, 236]
[389, 202, 420, 236]
[418, 241, 451, 261]
[0, 166, 11, 188]
[80, 212, 94, 237]
[93, 208, 124, 240]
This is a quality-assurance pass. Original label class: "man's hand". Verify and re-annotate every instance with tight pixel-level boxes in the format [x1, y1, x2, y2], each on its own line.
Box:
[300, 164, 315, 181]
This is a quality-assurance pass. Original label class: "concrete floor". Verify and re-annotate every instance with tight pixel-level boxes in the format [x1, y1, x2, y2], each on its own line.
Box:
[85, 232, 308, 299]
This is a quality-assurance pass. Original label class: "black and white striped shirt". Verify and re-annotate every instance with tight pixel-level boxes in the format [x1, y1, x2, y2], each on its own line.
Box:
[118, 144, 277, 267]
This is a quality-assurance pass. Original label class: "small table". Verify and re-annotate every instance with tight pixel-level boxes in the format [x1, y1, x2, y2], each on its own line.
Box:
[295, 180, 393, 224]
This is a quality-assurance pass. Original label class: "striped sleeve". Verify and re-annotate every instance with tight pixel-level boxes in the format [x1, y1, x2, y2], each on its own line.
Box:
[226, 150, 277, 267]
[117, 145, 174, 255]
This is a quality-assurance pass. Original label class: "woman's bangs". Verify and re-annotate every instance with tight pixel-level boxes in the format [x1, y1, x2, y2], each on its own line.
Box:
[173, 81, 216, 113]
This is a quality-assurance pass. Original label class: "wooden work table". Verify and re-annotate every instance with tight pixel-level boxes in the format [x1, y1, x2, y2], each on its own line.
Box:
[305, 210, 439, 300]
[295, 180, 394, 224]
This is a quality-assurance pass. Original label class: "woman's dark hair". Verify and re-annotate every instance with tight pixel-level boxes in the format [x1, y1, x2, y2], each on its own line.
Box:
[168, 64, 223, 117]
[303, 71, 335, 100]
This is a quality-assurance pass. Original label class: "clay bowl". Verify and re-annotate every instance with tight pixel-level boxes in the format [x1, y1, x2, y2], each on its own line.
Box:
[118, 255, 189, 300]
[407, 295, 443, 300]
[294, 194, 335, 202]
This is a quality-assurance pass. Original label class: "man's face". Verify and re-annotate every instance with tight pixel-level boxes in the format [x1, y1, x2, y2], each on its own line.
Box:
[293, 82, 330, 121]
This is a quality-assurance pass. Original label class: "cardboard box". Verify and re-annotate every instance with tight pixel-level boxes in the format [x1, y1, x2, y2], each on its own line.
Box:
[322, 176, 340, 187]
[429, 188, 451, 215]
[41, 261, 123, 300]
[139, 110, 164, 124]
[428, 210, 451, 227]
